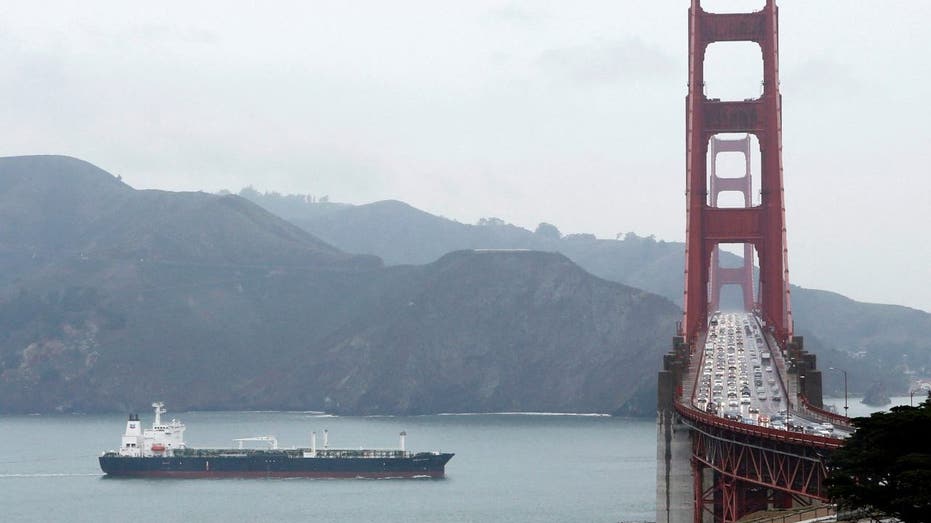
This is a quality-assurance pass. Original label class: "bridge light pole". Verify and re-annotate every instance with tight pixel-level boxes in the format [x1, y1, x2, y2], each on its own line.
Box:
[828, 367, 848, 418]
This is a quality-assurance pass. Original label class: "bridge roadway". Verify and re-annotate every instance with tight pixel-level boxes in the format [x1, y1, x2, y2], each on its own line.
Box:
[688, 312, 850, 439]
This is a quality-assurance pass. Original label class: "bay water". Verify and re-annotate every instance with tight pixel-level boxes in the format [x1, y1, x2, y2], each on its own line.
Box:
[0, 411, 656, 522]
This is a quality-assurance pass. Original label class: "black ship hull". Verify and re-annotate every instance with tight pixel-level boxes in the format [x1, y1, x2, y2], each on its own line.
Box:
[99, 452, 453, 478]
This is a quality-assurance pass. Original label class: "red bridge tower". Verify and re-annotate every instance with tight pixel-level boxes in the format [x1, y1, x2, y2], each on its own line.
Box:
[682, 0, 793, 346]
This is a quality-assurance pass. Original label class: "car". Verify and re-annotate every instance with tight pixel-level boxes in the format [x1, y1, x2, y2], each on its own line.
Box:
[740, 397, 751, 405]
[772, 395, 781, 402]
[757, 394, 767, 401]
[727, 400, 739, 408]
[748, 406, 759, 414]
[820, 423, 834, 432]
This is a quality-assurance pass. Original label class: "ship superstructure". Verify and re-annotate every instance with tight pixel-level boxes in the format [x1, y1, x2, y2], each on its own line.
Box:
[118, 402, 186, 457]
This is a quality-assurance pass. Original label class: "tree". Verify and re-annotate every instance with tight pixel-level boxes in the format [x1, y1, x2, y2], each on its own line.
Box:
[477, 217, 506, 227]
[826, 395, 931, 523]
[534, 222, 561, 240]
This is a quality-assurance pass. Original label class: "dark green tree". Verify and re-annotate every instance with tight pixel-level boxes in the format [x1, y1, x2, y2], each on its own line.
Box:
[826, 395, 931, 522]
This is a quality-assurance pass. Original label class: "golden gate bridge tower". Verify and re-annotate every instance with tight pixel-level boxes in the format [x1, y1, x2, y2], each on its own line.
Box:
[681, 0, 790, 344]
[655, 1, 851, 522]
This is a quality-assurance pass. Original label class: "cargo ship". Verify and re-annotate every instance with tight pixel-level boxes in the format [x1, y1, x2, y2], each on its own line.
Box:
[99, 402, 453, 478]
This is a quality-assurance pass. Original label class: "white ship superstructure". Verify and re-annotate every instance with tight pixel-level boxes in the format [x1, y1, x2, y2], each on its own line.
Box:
[118, 401, 186, 457]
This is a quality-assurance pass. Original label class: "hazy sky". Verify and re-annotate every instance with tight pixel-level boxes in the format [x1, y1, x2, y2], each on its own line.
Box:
[1, 1, 928, 312]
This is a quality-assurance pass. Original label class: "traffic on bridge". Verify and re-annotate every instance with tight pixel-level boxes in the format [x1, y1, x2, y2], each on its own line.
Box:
[691, 312, 846, 439]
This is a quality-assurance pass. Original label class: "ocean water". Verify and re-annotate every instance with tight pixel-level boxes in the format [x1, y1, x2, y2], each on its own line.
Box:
[0, 411, 656, 523]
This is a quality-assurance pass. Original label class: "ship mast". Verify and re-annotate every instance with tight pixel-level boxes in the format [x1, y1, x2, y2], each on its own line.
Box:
[152, 401, 166, 427]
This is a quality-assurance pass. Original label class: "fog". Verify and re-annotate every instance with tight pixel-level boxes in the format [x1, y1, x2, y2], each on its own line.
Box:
[1, 1, 928, 311]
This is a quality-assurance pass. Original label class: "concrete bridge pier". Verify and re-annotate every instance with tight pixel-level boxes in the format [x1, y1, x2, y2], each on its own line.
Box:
[656, 338, 695, 523]
[786, 336, 824, 408]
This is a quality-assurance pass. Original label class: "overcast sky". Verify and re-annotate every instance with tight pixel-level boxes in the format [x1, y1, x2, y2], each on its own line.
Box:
[1, 1, 928, 312]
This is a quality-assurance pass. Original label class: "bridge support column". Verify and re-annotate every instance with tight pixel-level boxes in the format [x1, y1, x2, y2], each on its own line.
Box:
[692, 460, 715, 523]
[657, 339, 695, 523]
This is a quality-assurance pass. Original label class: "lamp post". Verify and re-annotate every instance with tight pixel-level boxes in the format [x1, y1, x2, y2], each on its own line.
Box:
[829, 367, 848, 418]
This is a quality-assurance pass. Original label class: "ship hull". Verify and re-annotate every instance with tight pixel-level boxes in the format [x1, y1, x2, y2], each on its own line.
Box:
[99, 453, 453, 479]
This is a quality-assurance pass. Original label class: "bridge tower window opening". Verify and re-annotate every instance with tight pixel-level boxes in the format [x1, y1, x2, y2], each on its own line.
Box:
[699, 0, 766, 14]
[710, 242, 757, 312]
[707, 133, 761, 208]
[715, 191, 747, 209]
[703, 42, 764, 102]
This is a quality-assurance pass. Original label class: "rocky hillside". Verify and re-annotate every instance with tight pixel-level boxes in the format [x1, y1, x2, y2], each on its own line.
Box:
[0, 156, 680, 414]
[241, 250, 677, 414]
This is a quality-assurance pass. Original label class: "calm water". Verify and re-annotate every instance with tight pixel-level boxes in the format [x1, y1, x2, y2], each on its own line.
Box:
[0, 412, 656, 523]
[823, 394, 923, 419]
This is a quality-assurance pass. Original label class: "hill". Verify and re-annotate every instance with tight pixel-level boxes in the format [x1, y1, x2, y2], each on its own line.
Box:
[0, 156, 680, 414]
[240, 250, 678, 414]
[238, 191, 931, 396]
[0, 156, 371, 277]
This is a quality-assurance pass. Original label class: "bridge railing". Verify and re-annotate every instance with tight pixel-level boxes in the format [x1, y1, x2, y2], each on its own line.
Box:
[675, 401, 844, 449]
[797, 395, 852, 428]
[739, 505, 835, 523]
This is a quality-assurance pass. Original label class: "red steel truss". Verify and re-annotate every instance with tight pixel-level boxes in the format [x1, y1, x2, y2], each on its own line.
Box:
[682, 0, 793, 345]
[708, 135, 756, 312]
[682, 412, 831, 523]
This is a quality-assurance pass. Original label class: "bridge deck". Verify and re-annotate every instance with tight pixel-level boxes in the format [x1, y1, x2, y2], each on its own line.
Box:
[681, 312, 850, 446]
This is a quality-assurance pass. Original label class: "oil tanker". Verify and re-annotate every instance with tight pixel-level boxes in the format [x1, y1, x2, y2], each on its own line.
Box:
[99, 402, 453, 478]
